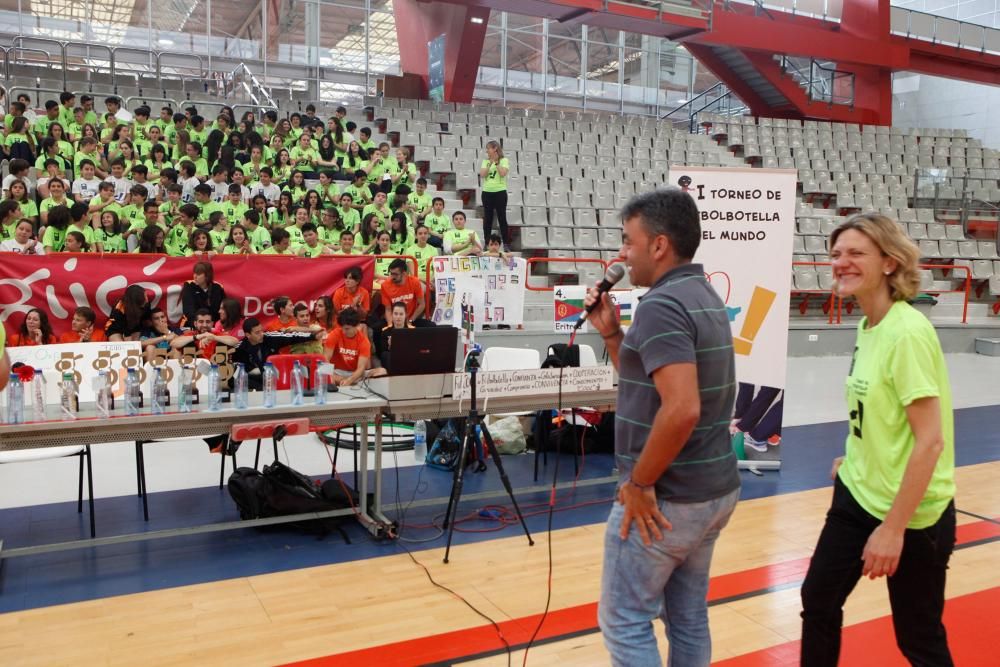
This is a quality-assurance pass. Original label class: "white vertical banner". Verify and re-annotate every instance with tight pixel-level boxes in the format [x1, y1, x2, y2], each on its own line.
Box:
[666, 167, 797, 464]
[430, 256, 526, 330]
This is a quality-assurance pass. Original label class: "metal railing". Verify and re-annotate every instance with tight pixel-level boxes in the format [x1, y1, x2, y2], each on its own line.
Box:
[661, 82, 749, 132]
[778, 56, 855, 106]
[890, 6, 1000, 55]
[791, 261, 972, 323]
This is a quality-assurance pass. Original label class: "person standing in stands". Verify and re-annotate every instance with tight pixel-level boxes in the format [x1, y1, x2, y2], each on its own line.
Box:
[180, 261, 226, 325]
[479, 140, 510, 250]
[800, 213, 956, 667]
[9, 308, 57, 346]
[585, 189, 740, 667]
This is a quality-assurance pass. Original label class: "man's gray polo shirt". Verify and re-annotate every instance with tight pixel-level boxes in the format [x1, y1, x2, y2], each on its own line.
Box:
[615, 262, 741, 502]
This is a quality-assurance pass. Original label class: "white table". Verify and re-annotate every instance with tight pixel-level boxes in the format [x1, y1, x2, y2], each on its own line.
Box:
[0, 390, 387, 559]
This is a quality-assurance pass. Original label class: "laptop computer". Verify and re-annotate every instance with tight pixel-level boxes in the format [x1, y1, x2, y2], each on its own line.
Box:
[386, 326, 460, 376]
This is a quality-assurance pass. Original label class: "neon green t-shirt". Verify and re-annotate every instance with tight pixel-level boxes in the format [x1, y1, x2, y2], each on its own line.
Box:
[74, 150, 102, 173]
[839, 301, 955, 529]
[362, 203, 391, 228]
[42, 225, 67, 251]
[444, 228, 480, 255]
[246, 225, 271, 252]
[209, 229, 229, 249]
[423, 212, 450, 236]
[166, 225, 195, 256]
[405, 243, 439, 265]
[70, 224, 96, 246]
[481, 157, 510, 193]
[119, 204, 146, 230]
[285, 225, 305, 246]
[96, 229, 126, 252]
[343, 184, 369, 207]
[260, 246, 293, 255]
[408, 191, 432, 215]
[15, 199, 39, 220]
[318, 226, 346, 245]
[40, 197, 72, 216]
[338, 206, 361, 232]
[196, 200, 225, 223]
[289, 146, 319, 171]
[297, 242, 327, 258]
[220, 201, 249, 223]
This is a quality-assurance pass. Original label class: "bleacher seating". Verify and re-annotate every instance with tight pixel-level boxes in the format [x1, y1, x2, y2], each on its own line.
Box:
[5, 37, 1000, 323]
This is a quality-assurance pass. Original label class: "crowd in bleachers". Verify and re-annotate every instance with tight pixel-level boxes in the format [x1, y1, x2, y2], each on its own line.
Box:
[3, 253, 447, 386]
[0, 91, 516, 274]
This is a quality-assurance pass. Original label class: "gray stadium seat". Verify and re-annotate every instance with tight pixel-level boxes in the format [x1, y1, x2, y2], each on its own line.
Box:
[573, 209, 598, 226]
[547, 227, 574, 248]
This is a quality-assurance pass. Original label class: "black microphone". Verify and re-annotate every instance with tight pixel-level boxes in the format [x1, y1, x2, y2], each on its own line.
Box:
[575, 263, 626, 330]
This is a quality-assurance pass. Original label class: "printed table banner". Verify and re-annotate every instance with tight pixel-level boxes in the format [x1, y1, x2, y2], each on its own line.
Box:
[0, 253, 374, 339]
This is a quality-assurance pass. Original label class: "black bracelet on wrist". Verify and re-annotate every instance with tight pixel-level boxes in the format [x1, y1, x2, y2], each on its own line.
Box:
[626, 477, 654, 491]
[601, 327, 622, 340]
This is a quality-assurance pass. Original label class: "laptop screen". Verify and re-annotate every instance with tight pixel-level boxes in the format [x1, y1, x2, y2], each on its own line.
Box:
[386, 327, 460, 376]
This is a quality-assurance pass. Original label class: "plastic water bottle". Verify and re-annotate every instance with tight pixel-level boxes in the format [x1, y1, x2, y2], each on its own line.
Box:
[125, 368, 141, 416]
[233, 363, 249, 409]
[60, 372, 78, 421]
[6, 374, 24, 425]
[262, 362, 278, 408]
[31, 369, 46, 421]
[207, 364, 221, 411]
[96, 371, 112, 418]
[178, 366, 194, 413]
[151, 368, 167, 415]
[290, 361, 305, 406]
[413, 420, 428, 463]
[314, 368, 328, 405]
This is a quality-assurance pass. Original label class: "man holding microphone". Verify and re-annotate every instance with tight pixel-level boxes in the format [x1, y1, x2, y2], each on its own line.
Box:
[586, 189, 740, 667]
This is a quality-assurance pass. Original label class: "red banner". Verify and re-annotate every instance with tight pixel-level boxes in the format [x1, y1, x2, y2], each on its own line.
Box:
[0, 253, 374, 338]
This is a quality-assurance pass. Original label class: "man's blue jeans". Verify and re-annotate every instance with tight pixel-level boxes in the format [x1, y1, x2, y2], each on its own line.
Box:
[599, 487, 739, 667]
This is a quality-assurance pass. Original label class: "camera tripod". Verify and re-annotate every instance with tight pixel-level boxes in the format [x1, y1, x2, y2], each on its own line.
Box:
[442, 348, 534, 563]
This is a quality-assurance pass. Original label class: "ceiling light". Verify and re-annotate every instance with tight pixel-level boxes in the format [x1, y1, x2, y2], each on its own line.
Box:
[470, 17, 484, 24]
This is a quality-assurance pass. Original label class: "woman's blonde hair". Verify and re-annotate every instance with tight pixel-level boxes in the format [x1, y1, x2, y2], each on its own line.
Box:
[486, 140, 504, 159]
[829, 212, 921, 301]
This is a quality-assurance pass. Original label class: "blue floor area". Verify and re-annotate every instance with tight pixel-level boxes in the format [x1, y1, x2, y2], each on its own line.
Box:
[2, 404, 999, 614]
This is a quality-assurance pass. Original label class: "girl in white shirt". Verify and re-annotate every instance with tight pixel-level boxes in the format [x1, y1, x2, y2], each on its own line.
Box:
[0, 219, 45, 254]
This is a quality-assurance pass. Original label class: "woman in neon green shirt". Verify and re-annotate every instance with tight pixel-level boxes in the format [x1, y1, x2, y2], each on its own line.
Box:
[478, 140, 510, 250]
[801, 213, 955, 665]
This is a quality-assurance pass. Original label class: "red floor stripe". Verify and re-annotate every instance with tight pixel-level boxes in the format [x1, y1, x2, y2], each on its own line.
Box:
[714, 585, 1000, 667]
[280, 515, 1000, 667]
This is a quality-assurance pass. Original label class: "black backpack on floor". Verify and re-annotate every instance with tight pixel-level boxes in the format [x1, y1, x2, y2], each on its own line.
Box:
[228, 462, 357, 542]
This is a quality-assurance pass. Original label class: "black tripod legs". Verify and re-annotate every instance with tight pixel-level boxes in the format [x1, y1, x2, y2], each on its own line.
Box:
[442, 416, 534, 564]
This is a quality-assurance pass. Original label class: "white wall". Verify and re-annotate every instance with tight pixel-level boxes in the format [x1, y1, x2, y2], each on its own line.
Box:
[892, 72, 1000, 147]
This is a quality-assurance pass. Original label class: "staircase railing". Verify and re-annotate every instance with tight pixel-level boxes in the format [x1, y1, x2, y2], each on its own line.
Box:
[778, 56, 854, 106]
[661, 82, 748, 131]
[225, 63, 277, 109]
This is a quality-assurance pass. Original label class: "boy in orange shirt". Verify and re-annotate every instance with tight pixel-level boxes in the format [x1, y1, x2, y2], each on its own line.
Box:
[379, 258, 432, 326]
[59, 306, 107, 343]
[322, 308, 385, 385]
[332, 266, 371, 320]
